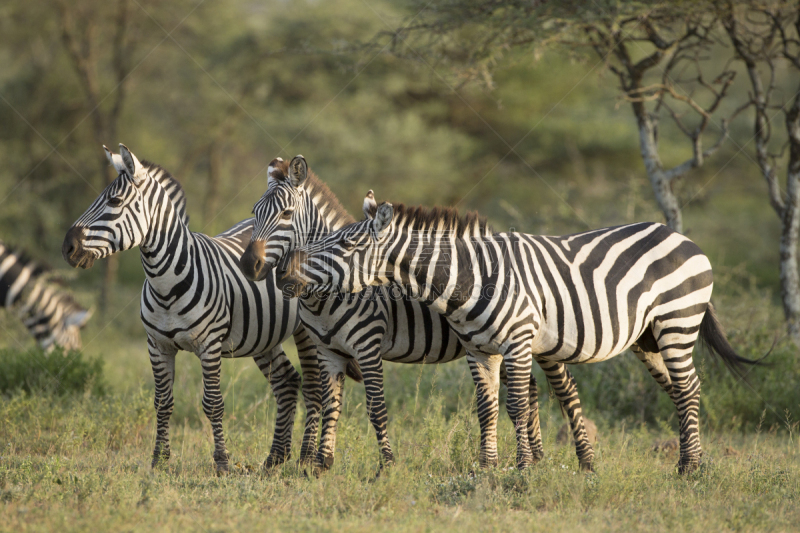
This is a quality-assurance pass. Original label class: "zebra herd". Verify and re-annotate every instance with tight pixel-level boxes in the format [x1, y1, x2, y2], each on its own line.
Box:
[48, 144, 757, 475]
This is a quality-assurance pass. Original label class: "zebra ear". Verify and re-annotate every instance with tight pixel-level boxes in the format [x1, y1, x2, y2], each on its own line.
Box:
[103, 145, 115, 167]
[372, 202, 393, 236]
[65, 308, 93, 329]
[119, 143, 145, 184]
[289, 155, 308, 187]
[363, 190, 377, 220]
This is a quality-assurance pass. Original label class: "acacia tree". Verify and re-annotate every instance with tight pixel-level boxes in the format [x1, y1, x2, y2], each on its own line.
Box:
[723, 1, 800, 344]
[386, 1, 741, 234]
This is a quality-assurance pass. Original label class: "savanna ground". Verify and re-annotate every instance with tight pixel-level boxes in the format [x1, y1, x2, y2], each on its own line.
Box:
[1, 280, 799, 532]
[2, 2, 800, 530]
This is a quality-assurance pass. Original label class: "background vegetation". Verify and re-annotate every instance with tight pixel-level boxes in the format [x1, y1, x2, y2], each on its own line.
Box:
[1, 0, 799, 530]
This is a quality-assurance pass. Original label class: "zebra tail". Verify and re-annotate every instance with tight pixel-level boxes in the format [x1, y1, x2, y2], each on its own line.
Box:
[346, 359, 363, 383]
[699, 302, 767, 380]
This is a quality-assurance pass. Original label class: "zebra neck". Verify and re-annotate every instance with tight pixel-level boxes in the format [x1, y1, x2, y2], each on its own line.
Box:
[386, 229, 462, 308]
[138, 203, 195, 296]
[300, 185, 355, 243]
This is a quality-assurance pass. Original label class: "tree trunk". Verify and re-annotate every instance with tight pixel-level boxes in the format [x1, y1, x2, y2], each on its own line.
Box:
[635, 107, 683, 234]
[203, 141, 222, 233]
[781, 93, 800, 345]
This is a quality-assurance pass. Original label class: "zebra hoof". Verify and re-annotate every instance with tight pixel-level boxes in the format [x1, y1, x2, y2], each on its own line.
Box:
[531, 447, 544, 464]
[677, 459, 701, 475]
[579, 461, 595, 473]
[214, 450, 230, 475]
[263, 450, 291, 471]
[312, 453, 334, 476]
[151, 446, 170, 469]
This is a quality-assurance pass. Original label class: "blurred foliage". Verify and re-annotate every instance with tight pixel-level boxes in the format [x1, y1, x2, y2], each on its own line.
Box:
[0, 1, 798, 440]
[0, 347, 106, 397]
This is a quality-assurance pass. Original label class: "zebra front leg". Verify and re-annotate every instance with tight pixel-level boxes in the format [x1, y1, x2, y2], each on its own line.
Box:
[314, 350, 348, 473]
[500, 362, 544, 463]
[467, 353, 503, 468]
[503, 345, 534, 469]
[199, 344, 229, 474]
[253, 349, 301, 470]
[360, 348, 394, 469]
[294, 325, 323, 466]
[148, 337, 177, 468]
[539, 359, 595, 471]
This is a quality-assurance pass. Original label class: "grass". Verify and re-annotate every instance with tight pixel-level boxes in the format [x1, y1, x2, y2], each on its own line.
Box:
[1, 360, 799, 532]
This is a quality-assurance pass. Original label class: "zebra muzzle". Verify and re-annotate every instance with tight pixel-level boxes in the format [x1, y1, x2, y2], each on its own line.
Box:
[62, 226, 95, 269]
[239, 240, 267, 281]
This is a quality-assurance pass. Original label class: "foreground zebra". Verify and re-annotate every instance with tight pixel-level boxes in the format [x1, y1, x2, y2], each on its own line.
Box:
[62, 144, 360, 473]
[239, 156, 596, 471]
[1, 241, 91, 352]
[276, 200, 760, 473]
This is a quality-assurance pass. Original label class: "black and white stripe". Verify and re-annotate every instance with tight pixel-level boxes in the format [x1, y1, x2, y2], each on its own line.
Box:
[1, 241, 91, 352]
[240, 156, 595, 471]
[278, 200, 758, 473]
[62, 144, 346, 473]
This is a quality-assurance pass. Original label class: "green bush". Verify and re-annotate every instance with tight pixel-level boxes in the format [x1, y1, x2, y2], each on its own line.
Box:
[0, 347, 106, 397]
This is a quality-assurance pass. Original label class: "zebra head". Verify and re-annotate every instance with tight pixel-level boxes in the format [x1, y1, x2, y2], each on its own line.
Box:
[62, 144, 183, 269]
[39, 298, 92, 353]
[276, 202, 395, 297]
[240, 155, 310, 281]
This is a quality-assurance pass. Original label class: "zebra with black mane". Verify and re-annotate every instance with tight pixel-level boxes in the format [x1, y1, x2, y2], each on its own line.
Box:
[276, 198, 761, 473]
[239, 155, 597, 471]
[61, 144, 360, 473]
[1, 241, 91, 352]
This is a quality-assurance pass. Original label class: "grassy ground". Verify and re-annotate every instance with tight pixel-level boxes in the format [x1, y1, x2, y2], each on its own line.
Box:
[1, 355, 799, 532]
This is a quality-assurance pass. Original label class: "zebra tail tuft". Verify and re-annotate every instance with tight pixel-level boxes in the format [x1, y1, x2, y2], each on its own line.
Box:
[699, 302, 768, 381]
[346, 359, 363, 383]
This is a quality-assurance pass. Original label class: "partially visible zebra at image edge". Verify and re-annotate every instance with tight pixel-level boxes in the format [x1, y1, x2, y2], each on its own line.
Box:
[277, 197, 763, 474]
[0, 240, 91, 352]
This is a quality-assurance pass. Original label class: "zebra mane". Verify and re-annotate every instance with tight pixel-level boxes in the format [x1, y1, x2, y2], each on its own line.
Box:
[270, 159, 355, 228]
[141, 160, 190, 226]
[387, 203, 494, 238]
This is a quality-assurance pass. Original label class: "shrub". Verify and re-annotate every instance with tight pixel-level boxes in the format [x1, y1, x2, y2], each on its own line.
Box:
[0, 347, 106, 397]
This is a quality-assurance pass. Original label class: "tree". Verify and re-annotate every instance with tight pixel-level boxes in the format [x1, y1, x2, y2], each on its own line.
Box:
[55, 0, 135, 310]
[723, 1, 800, 345]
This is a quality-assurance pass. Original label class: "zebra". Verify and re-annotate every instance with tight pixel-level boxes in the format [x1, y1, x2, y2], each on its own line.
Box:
[238, 155, 597, 471]
[61, 144, 360, 473]
[1, 241, 92, 352]
[275, 199, 760, 473]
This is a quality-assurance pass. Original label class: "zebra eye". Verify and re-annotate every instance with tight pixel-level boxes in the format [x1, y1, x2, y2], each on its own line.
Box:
[281, 208, 293, 218]
[108, 196, 123, 207]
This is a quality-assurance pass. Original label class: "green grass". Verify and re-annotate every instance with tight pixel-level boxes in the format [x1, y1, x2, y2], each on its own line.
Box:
[1, 385, 798, 532]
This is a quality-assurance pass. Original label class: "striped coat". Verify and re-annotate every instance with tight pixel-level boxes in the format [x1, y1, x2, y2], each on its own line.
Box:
[62, 144, 358, 472]
[277, 200, 758, 473]
[239, 156, 596, 470]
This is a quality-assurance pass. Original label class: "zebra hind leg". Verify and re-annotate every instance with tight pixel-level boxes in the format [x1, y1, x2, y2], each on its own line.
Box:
[539, 360, 595, 472]
[653, 320, 704, 474]
[253, 349, 301, 471]
[500, 362, 544, 463]
[148, 338, 177, 469]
